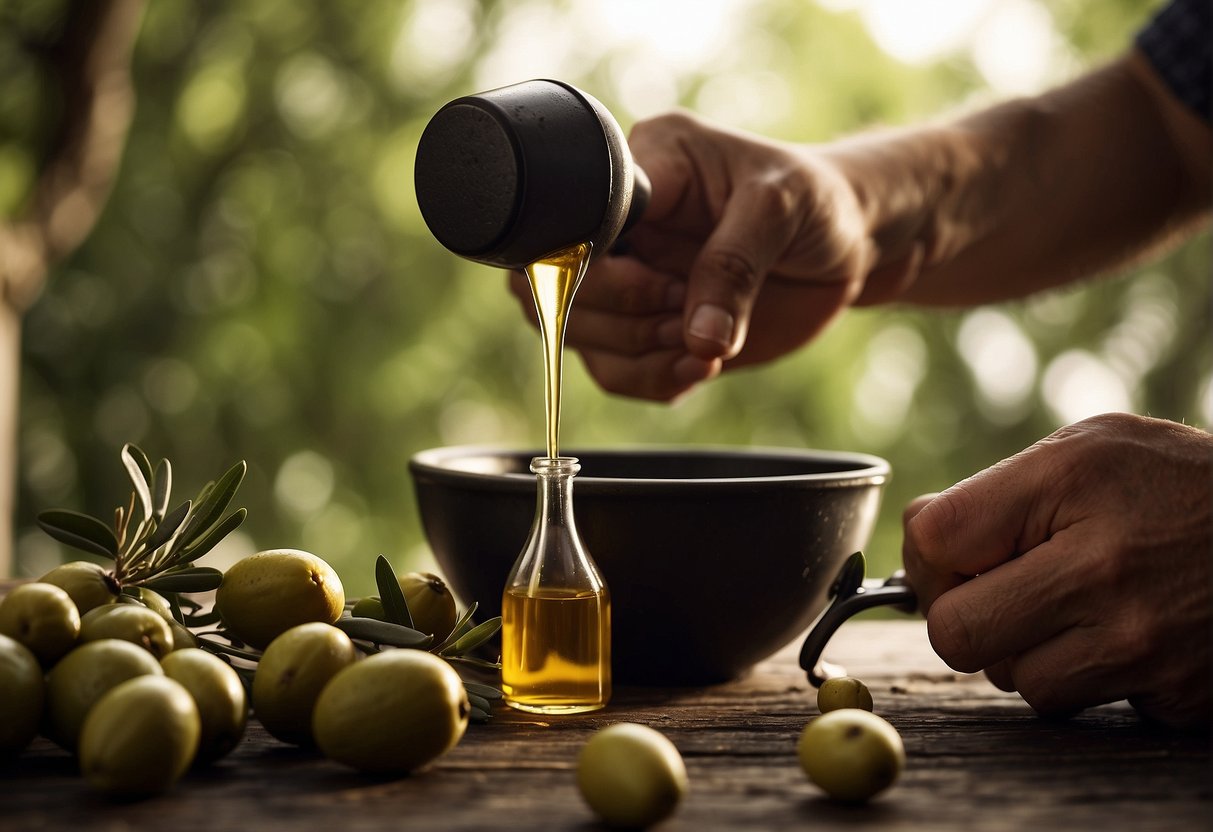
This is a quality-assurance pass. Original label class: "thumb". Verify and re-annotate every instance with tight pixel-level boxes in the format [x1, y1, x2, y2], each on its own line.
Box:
[684, 182, 799, 360]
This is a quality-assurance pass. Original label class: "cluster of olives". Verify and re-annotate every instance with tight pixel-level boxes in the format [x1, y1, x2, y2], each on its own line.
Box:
[215, 549, 472, 775]
[0, 565, 246, 797]
[0, 549, 476, 796]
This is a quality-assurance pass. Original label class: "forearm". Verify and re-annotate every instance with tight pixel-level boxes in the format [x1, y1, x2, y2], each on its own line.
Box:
[828, 53, 1212, 307]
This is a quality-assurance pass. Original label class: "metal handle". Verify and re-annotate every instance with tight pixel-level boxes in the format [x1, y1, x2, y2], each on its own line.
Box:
[799, 552, 917, 687]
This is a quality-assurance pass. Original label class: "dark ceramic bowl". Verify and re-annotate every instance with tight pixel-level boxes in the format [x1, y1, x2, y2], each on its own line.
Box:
[409, 445, 889, 685]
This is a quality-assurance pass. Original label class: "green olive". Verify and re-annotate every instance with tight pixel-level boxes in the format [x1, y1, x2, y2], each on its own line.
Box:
[215, 549, 345, 650]
[398, 572, 457, 641]
[0, 582, 81, 666]
[817, 676, 873, 713]
[797, 709, 904, 802]
[312, 649, 469, 774]
[39, 561, 120, 615]
[78, 675, 200, 796]
[350, 596, 386, 620]
[0, 633, 44, 752]
[577, 723, 688, 828]
[161, 648, 248, 764]
[45, 638, 164, 750]
[252, 622, 358, 746]
[127, 587, 174, 622]
[79, 604, 174, 659]
[166, 618, 199, 652]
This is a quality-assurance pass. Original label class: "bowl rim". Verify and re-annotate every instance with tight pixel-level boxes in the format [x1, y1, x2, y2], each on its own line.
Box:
[409, 444, 890, 491]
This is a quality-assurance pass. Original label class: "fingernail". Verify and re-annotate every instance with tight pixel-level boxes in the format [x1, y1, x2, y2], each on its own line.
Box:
[687, 304, 735, 348]
[665, 281, 687, 309]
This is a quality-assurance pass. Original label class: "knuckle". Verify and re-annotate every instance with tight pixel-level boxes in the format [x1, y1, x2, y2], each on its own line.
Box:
[702, 247, 761, 296]
[750, 176, 800, 223]
[631, 110, 698, 143]
[1082, 540, 1131, 593]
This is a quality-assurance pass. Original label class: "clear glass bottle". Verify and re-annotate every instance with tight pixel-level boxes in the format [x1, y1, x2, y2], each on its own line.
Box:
[501, 456, 611, 714]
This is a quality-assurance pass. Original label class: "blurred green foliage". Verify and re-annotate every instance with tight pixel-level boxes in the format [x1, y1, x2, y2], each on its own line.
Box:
[6, 0, 1208, 598]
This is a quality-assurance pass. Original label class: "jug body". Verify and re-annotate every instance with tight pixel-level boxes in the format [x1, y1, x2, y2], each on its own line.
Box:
[414, 79, 649, 270]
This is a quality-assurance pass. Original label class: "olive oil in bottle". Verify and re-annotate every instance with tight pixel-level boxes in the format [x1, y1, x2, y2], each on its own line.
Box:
[502, 243, 611, 714]
[502, 457, 610, 713]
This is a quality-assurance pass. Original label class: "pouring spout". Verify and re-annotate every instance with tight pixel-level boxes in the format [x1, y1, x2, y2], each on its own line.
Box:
[799, 552, 917, 686]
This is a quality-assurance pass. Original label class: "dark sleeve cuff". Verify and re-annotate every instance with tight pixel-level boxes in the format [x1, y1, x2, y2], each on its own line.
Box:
[1135, 0, 1212, 123]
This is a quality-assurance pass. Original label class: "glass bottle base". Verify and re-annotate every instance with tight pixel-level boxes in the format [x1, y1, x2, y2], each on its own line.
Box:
[505, 699, 607, 715]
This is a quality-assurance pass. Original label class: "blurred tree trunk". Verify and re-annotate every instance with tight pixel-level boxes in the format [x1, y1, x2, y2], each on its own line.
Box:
[0, 0, 144, 575]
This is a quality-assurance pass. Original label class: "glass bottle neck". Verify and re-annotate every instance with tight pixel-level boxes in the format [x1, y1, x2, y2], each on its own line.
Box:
[530, 456, 580, 477]
[531, 456, 579, 531]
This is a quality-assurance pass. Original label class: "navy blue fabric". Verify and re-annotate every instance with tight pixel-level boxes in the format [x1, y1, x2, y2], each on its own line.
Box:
[1135, 0, 1212, 123]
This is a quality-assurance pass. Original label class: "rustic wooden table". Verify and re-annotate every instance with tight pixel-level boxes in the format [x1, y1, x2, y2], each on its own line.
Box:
[2, 620, 1208, 831]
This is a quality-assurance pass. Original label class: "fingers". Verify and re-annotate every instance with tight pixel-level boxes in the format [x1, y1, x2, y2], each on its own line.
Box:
[575, 255, 687, 315]
[902, 442, 1063, 614]
[924, 534, 1086, 674]
[510, 254, 718, 400]
[984, 660, 1016, 692]
[511, 257, 688, 354]
[578, 348, 720, 402]
[998, 627, 1127, 719]
[901, 493, 937, 524]
[683, 180, 802, 361]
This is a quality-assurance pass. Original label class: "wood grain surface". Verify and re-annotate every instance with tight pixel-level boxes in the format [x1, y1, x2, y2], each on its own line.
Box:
[2, 619, 1209, 831]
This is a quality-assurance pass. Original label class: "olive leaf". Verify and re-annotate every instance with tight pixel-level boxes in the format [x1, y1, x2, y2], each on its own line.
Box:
[143, 500, 191, 554]
[466, 692, 493, 714]
[140, 566, 224, 593]
[179, 461, 246, 546]
[445, 655, 502, 671]
[334, 616, 433, 649]
[434, 602, 479, 653]
[121, 443, 154, 522]
[463, 681, 503, 701]
[183, 609, 223, 628]
[439, 617, 502, 657]
[199, 640, 264, 663]
[374, 554, 414, 629]
[36, 509, 119, 558]
[180, 508, 246, 562]
[152, 457, 172, 521]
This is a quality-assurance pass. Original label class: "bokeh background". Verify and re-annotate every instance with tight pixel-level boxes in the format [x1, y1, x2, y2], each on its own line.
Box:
[5, 0, 1209, 598]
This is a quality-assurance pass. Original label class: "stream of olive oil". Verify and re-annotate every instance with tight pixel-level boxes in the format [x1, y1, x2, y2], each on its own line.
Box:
[524, 241, 592, 460]
[501, 586, 611, 713]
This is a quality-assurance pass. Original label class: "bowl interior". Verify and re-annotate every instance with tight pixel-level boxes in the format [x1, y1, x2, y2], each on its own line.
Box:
[414, 445, 888, 483]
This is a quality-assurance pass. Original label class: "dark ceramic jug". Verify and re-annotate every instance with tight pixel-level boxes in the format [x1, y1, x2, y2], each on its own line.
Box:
[414, 79, 650, 270]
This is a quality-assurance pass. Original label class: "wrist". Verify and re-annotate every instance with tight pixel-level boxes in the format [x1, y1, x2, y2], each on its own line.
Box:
[820, 123, 993, 304]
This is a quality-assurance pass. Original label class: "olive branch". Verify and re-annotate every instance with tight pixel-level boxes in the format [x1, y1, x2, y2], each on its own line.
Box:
[35, 443, 502, 721]
[36, 443, 244, 600]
